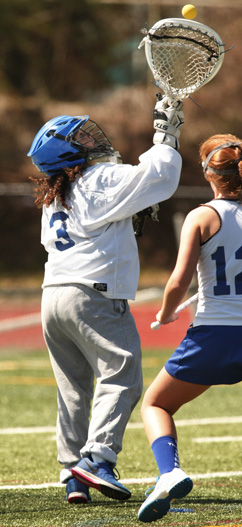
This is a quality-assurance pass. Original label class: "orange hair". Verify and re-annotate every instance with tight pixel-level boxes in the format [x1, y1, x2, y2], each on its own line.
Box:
[199, 134, 242, 197]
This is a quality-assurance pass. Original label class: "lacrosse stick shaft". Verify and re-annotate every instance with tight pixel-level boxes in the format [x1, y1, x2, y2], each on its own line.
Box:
[150, 293, 198, 330]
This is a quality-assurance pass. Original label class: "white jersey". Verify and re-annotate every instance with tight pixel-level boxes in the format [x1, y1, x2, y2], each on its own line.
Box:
[41, 144, 182, 299]
[194, 199, 242, 326]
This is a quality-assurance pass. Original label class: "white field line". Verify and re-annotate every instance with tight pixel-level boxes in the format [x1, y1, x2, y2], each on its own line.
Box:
[193, 435, 242, 443]
[125, 471, 242, 483]
[0, 288, 164, 334]
[2, 471, 242, 491]
[0, 288, 165, 334]
[0, 426, 56, 435]
[0, 312, 41, 332]
[1, 416, 242, 435]
[128, 415, 242, 428]
[130, 287, 163, 304]
[1, 416, 242, 491]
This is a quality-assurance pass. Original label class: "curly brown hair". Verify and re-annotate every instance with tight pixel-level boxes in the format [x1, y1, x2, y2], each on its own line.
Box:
[30, 164, 88, 209]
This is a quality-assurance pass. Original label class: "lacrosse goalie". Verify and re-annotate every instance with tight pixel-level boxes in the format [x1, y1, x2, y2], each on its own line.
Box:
[27, 96, 184, 504]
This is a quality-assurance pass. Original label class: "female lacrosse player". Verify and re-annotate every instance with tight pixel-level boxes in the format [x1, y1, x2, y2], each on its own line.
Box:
[138, 133, 242, 523]
[27, 97, 184, 505]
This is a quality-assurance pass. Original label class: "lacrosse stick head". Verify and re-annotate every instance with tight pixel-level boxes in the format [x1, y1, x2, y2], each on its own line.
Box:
[139, 18, 224, 102]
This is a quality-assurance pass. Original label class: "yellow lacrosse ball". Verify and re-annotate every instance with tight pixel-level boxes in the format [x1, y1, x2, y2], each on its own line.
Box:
[182, 4, 197, 19]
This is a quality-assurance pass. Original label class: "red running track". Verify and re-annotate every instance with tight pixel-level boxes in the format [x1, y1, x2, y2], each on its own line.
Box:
[0, 301, 193, 351]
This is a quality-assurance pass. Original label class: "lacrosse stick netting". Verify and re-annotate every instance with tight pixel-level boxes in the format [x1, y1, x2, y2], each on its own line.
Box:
[139, 18, 225, 101]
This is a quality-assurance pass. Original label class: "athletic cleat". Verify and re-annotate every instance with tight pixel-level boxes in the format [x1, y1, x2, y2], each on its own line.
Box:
[66, 477, 91, 504]
[71, 457, 131, 501]
[138, 468, 193, 523]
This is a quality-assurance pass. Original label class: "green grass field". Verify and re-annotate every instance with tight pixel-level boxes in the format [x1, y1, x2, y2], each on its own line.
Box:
[1, 346, 242, 526]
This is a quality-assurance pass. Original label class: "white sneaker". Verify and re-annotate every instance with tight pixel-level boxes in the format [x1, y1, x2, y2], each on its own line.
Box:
[138, 468, 193, 523]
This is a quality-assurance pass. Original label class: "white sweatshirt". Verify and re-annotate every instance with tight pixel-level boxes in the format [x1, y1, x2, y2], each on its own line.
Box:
[194, 199, 242, 325]
[41, 144, 182, 299]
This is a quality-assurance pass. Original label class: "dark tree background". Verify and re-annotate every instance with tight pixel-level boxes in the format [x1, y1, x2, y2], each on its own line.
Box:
[0, 0, 241, 282]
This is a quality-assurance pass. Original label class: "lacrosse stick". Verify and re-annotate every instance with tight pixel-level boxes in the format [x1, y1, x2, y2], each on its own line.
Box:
[139, 18, 225, 103]
[151, 293, 198, 331]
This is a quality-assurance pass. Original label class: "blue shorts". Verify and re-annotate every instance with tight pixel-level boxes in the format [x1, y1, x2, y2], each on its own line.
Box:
[165, 325, 242, 385]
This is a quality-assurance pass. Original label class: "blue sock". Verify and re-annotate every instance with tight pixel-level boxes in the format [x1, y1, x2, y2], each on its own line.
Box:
[151, 435, 180, 475]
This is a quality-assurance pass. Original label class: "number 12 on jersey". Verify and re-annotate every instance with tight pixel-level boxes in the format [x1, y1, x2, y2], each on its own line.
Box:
[212, 245, 242, 295]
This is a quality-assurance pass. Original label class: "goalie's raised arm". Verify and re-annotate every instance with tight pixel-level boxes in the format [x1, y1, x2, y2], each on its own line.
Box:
[153, 94, 184, 150]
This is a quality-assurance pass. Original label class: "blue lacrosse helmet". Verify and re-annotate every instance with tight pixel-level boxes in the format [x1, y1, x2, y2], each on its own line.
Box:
[27, 114, 115, 176]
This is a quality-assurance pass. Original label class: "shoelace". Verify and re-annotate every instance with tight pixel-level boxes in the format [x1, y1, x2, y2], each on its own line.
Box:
[144, 476, 160, 497]
[113, 466, 121, 481]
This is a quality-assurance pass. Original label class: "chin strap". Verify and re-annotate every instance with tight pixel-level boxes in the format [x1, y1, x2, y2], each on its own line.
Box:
[88, 151, 122, 165]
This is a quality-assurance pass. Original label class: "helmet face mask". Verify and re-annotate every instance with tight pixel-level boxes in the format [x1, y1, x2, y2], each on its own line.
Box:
[71, 119, 115, 162]
[28, 115, 117, 176]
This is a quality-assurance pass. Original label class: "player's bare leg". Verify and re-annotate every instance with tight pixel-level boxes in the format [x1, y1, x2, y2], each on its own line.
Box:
[141, 366, 210, 444]
[138, 368, 210, 522]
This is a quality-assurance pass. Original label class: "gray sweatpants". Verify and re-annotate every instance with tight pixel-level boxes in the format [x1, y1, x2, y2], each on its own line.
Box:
[41, 284, 142, 476]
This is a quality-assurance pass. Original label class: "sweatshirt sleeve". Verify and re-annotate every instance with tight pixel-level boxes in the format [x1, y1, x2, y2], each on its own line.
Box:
[102, 143, 182, 222]
[70, 143, 182, 230]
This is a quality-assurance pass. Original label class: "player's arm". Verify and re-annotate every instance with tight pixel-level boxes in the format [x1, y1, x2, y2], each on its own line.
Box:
[157, 209, 200, 324]
[156, 205, 220, 324]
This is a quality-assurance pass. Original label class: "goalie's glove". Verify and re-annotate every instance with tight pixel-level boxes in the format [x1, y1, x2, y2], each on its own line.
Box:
[153, 94, 184, 150]
[132, 203, 159, 237]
